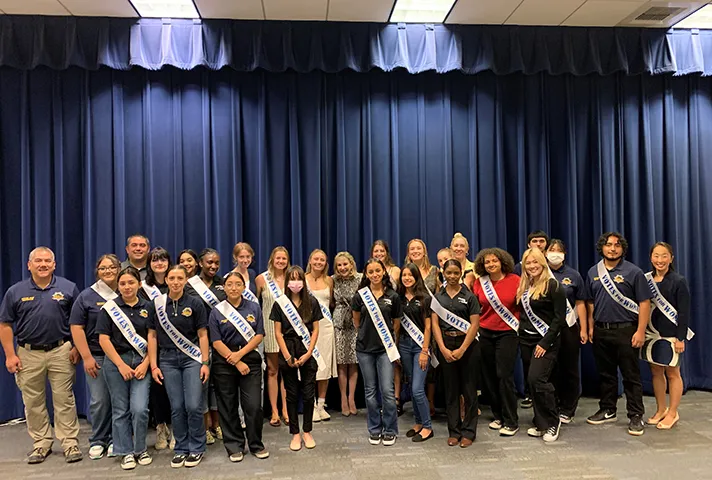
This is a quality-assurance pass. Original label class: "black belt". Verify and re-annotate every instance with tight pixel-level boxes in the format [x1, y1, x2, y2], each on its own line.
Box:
[21, 339, 67, 351]
[444, 331, 466, 337]
[595, 321, 635, 330]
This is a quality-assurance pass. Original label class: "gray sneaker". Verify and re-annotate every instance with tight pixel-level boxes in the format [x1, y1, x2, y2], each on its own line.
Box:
[64, 446, 83, 463]
[628, 415, 645, 436]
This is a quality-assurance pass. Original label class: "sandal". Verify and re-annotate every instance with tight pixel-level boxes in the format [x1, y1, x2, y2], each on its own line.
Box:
[647, 408, 669, 425]
[657, 412, 680, 430]
[269, 417, 281, 427]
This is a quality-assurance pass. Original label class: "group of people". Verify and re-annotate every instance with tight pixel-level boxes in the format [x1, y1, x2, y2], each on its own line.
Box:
[0, 230, 692, 469]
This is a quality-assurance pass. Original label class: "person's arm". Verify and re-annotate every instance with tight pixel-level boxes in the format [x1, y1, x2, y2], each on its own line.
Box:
[0, 323, 20, 373]
[274, 321, 293, 366]
[632, 299, 650, 348]
[419, 308, 432, 370]
[463, 272, 476, 292]
[255, 274, 265, 302]
[300, 320, 319, 365]
[148, 329, 162, 384]
[675, 278, 691, 352]
[430, 312, 446, 354]
[575, 300, 588, 343]
[587, 301, 594, 341]
[352, 311, 360, 329]
[197, 327, 210, 383]
[539, 281, 566, 351]
[99, 334, 134, 381]
[457, 314, 480, 355]
[70, 324, 98, 376]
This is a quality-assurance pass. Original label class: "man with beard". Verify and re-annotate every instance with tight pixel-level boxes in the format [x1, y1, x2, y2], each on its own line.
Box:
[121, 234, 150, 281]
[585, 232, 651, 435]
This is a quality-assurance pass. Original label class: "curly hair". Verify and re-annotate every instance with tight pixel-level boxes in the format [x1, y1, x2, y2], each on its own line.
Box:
[596, 232, 628, 257]
[474, 248, 515, 277]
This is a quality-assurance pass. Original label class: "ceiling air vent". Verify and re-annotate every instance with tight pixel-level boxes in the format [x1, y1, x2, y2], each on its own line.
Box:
[619, 2, 705, 27]
[635, 6, 685, 22]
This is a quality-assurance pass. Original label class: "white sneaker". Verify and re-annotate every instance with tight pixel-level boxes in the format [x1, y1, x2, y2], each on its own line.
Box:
[229, 452, 244, 463]
[88, 445, 105, 460]
[319, 405, 331, 421]
[488, 419, 503, 430]
[543, 420, 561, 443]
[121, 454, 136, 470]
[313, 404, 321, 423]
[527, 427, 545, 437]
[206, 430, 216, 445]
[107, 443, 116, 457]
[137, 451, 153, 466]
[155, 423, 169, 450]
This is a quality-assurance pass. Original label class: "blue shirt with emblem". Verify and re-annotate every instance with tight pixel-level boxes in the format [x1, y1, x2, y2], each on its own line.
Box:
[96, 297, 155, 354]
[208, 299, 264, 350]
[69, 286, 114, 355]
[550, 264, 587, 307]
[0, 275, 80, 345]
[586, 260, 651, 324]
[147, 294, 207, 351]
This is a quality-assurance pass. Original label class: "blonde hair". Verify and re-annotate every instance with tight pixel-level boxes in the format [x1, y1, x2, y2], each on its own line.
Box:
[267, 246, 290, 277]
[232, 242, 255, 265]
[404, 238, 432, 272]
[306, 249, 330, 277]
[516, 248, 554, 302]
[450, 232, 470, 251]
[437, 247, 453, 260]
[333, 251, 357, 278]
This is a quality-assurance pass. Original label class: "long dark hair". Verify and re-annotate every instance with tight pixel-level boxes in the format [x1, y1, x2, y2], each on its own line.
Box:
[145, 247, 172, 287]
[284, 265, 313, 323]
[473, 248, 515, 277]
[178, 249, 200, 276]
[369, 240, 396, 268]
[397, 263, 428, 305]
[358, 258, 394, 291]
[650, 241, 675, 272]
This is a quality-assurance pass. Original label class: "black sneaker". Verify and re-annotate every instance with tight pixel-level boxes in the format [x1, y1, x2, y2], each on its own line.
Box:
[587, 409, 617, 425]
[27, 447, 51, 464]
[520, 397, 533, 409]
[184, 452, 203, 468]
[171, 453, 187, 468]
[382, 434, 396, 446]
[628, 415, 645, 436]
[368, 434, 382, 445]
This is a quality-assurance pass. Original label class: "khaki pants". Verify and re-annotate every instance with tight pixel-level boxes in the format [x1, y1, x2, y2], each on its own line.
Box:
[15, 341, 79, 451]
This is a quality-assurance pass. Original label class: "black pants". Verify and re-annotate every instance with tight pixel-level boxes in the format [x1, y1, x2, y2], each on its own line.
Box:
[521, 337, 560, 430]
[440, 335, 479, 440]
[555, 322, 581, 417]
[520, 339, 531, 399]
[479, 328, 519, 428]
[280, 338, 318, 435]
[150, 368, 172, 426]
[212, 351, 264, 455]
[592, 324, 644, 417]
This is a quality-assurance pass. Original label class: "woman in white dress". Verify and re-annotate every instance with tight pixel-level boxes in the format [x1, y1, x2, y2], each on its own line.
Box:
[306, 249, 337, 422]
[255, 246, 291, 427]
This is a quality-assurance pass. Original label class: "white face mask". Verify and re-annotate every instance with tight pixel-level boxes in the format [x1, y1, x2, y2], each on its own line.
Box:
[546, 252, 565, 266]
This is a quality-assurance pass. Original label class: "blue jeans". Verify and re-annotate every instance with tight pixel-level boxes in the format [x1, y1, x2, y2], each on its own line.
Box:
[103, 351, 151, 456]
[357, 351, 398, 436]
[160, 349, 207, 455]
[86, 355, 112, 447]
[399, 335, 431, 429]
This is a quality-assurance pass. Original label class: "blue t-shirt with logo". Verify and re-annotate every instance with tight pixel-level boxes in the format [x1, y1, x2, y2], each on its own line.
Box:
[586, 260, 651, 324]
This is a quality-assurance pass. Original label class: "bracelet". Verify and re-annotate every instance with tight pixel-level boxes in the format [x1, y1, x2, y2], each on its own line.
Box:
[201, 361, 210, 366]
[151, 366, 159, 372]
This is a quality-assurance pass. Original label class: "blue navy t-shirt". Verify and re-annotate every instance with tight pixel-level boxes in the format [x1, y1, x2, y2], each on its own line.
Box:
[550, 264, 587, 307]
[69, 286, 115, 355]
[147, 294, 208, 351]
[650, 271, 691, 341]
[586, 260, 651, 324]
[0, 275, 80, 345]
[209, 299, 264, 350]
[185, 276, 227, 311]
[96, 297, 155, 354]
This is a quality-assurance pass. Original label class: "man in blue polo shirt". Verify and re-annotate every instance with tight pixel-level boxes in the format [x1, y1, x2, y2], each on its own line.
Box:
[0, 247, 83, 464]
[121, 234, 150, 281]
[585, 232, 651, 436]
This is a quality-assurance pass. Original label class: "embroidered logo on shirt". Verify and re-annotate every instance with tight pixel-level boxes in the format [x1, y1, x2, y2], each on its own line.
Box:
[51, 292, 65, 302]
[246, 314, 256, 324]
[21, 296, 35, 302]
[561, 278, 572, 286]
[181, 307, 193, 317]
[614, 275, 625, 284]
[593, 276, 600, 281]
[383, 298, 392, 306]
[139, 309, 149, 318]
[216, 285, 225, 291]
[221, 318, 228, 324]
[457, 298, 468, 305]
[96, 302, 106, 307]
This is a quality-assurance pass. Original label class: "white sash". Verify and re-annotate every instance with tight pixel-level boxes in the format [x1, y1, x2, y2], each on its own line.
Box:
[187, 276, 220, 308]
[520, 290, 549, 337]
[478, 276, 519, 332]
[102, 300, 148, 357]
[91, 280, 118, 301]
[242, 287, 259, 303]
[155, 294, 202, 363]
[215, 300, 257, 344]
[262, 271, 284, 300]
[357, 287, 400, 362]
[547, 266, 578, 327]
[400, 313, 439, 368]
[274, 296, 326, 370]
[429, 294, 470, 334]
[596, 261, 639, 314]
[141, 281, 161, 301]
[644, 272, 694, 341]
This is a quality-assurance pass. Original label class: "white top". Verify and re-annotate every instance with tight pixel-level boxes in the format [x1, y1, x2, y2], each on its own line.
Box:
[310, 287, 330, 310]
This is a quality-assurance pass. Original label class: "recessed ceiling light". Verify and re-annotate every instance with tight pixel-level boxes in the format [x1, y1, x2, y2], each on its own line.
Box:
[130, 0, 200, 19]
[674, 4, 712, 28]
[389, 0, 457, 23]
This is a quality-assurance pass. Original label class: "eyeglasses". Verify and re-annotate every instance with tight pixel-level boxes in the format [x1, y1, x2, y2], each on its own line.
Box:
[97, 266, 119, 272]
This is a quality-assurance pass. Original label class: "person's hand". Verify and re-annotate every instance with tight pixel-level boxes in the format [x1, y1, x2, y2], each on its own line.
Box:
[451, 348, 463, 361]
[631, 330, 645, 349]
[5, 354, 21, 374]
[69, 347, 81, 365]
[227, 351, 242, 366]
[674, 340, 685, 354]
[151, 367, 164, 384]
[442, 349, 456, 363]
[588, 326, 594, 343]
[83, 356, 100, 378]
[534, 345, 547, 358]
[418, 352, 429, 371]
[579, 329, 589, 344]
[118, 363, 135, 381]
[298, 352, 312, 366]
[134, 362, 149, 380]
[286, 356, 297, 368]
[200, 364, 210, 384]
[236, 361, 250, 375]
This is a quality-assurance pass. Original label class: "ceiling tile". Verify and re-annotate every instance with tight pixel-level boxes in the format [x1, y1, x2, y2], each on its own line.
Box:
[506, 0, 586, 25]
[0, 0, 69, 15]
[61, 0, 137, 17]
[446, 0, 523, 24]
[328, 0, 395, 22]
[561, 0, 647, 26]
[263, 0, 328, 20]
[195, 0, 264, 19]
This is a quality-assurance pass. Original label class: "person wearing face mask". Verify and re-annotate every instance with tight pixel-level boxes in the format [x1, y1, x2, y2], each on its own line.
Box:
[450, 233, 476, 290]
[370, 240, 400, 288]
[147, 265, 210, 468]
[121, 234, 151, 281]
[271, 266, 322, 451]
[255, 246, 291, 427]
[352, 258, 402, 447]
[332, 252, 362, 416]
[472, 248, 521, 436]
[516, 249, 566, 443]
[545, 240, 588, 424]
[305, 249, 337, 422]
[97, 267, 155, 470]
[70, 254, 121, 460]
[185, 248, 227, 445]
[139, 247, 175, 450]
[0, 247, 83, 465]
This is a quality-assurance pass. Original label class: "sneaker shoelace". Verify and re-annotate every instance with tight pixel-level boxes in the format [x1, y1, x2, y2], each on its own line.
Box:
[546, 425, 557, 436]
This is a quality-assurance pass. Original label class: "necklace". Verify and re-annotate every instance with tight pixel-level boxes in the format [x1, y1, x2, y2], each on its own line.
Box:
[172, 299, 178, 317]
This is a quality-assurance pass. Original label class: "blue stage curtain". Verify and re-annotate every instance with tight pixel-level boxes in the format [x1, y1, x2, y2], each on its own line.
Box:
[1, 67, 711, 421]
[2, 16, 712, 75]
